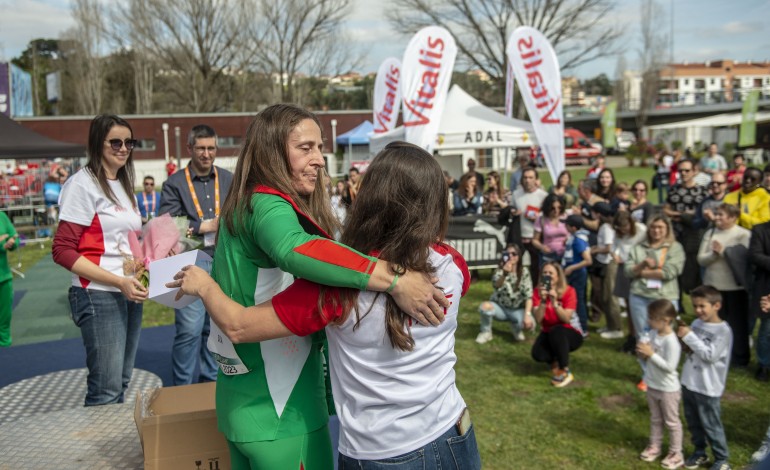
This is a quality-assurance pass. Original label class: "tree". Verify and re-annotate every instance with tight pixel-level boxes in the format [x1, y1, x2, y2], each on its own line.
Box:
[250, 0, 356, 103]
[11, 39, 62, 115]
[387, 0, 624, 110]
[66, 0, 106, 115]
[116, 0, 251, 112]
[581, 73, 613, 96]
[636, 0, 667, 130]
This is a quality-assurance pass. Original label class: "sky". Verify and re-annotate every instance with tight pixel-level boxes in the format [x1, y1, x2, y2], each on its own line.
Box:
[0, 0, 768, 79]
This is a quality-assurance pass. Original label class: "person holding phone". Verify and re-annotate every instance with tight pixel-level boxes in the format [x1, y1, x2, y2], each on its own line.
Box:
[531, 262, 583, 388]
[476, 244, 533, 344]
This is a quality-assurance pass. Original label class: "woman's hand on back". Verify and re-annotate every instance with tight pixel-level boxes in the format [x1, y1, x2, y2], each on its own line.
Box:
[390, 270, 449, 326]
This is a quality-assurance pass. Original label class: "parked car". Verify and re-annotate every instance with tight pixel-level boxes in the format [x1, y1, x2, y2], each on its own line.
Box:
[616, 131, 636, 153]
[564, 128, 602, 165]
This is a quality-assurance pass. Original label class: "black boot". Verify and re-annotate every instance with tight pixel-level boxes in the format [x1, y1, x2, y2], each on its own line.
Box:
[757, 366, 770, 382]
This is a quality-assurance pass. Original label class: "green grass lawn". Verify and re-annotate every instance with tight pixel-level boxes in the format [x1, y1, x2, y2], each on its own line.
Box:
[457, 270, 769, 469]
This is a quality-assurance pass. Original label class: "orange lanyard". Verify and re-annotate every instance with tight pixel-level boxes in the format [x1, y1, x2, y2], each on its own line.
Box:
[141, 191, 156, 214]
[185, 166, 220, 219]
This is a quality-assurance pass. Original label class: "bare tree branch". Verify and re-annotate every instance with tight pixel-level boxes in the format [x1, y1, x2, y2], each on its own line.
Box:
[388, 0, 625, 91]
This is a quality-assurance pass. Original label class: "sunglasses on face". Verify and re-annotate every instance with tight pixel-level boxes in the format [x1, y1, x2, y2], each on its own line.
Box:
[633, 188, 646, 192]
[679, 168, 693, 173]
[144, 182, 154, 186]
[106, 138, 137, 151]
[709, 181, 726, 187]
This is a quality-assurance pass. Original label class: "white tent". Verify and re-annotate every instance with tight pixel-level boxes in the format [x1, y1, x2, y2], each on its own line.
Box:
[646, 111, 770, 153]
[370, 85, 537, 155]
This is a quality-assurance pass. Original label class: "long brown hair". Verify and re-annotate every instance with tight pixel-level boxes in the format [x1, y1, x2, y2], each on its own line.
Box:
[330, 141, 449, 351]
[457, 172, 478, 199]
[541, 261, 568, 298]
[85, 114, 137, 209]
[220, 104, 339, 236]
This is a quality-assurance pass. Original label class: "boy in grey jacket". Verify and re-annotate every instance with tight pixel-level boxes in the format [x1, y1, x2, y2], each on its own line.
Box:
[677, 285, 733, 470]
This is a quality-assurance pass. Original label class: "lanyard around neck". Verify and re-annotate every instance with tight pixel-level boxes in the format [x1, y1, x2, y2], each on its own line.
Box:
[185, 166, 220, 219]
[141, 191, 156, 215]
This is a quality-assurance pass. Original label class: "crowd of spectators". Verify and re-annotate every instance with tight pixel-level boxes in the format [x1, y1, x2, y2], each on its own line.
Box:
[458, 145, 770, 467]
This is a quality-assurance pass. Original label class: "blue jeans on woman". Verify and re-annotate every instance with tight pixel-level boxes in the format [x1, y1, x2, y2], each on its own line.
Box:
[338, 423, 481, 469]
[567, 269, 588, 333]
[478, 301, 525, 334]
[68, 286, 143, 406]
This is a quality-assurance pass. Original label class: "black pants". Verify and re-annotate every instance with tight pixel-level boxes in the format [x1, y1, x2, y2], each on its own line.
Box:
[719, 289, 750, 366]
[531, 325, 583, 369]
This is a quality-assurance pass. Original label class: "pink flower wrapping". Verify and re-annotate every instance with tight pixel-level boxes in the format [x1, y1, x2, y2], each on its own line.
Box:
[127, 214, 183, 286]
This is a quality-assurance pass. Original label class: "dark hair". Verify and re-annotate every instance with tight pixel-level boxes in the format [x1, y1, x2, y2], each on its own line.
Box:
[596, 168, 616, 199]
[632, 179, 648, 192]
[647, 299, 677, 322]
[542, 193, 565, 218]
[502, 243, 525, 290]
[486, 171, 504, 199]
[86, 114, 136, 209]
[556, 170, 572, 189]
[187, 124, 217, 147]
[521, 167, 538, 183]
[143, 175, 155, 183]
[690, 285, 722, 305]
[458, 172, 479, 199]
[745, 167, 763, 182]
[220, 104, 338, 237]
[349, 167, 360, 174]
[331, 141, 449, 351]
[679, 158, 696, 170]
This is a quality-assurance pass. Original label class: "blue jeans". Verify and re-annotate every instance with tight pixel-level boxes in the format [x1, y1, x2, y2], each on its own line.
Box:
[682, 386, 729, 463]
[757, 317, 770, 368]
[567, 269, 588, 332]
[478, 301, 524, 334]
[338, 423, 481, 469]
[173, 299, 217, 385]
[68, 287, 143, 406]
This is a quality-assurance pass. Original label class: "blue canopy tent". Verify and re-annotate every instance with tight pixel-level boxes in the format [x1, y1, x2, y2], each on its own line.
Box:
[336, 120, 374, 172]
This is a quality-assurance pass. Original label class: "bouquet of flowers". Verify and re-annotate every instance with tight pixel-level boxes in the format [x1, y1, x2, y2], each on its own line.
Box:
[126, 214, 187, 288]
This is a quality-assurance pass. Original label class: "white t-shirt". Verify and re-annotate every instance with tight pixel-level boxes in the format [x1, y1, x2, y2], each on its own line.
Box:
[327, 245, 469, 460]
[700, 154, 727, 174]
[596, 222, 615, 265]
[513, 187, 548, 239]
[59, 169, 142, 291]
[613, 223, 647, 263]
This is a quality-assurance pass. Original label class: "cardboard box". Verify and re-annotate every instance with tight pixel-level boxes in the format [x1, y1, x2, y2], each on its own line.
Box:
[148, 250, 212, 308]
[134, 382, 230, 470]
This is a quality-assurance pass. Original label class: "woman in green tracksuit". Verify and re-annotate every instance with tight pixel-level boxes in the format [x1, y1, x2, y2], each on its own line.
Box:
[208, 104, 445, 469]
[0, 210, 19, 347]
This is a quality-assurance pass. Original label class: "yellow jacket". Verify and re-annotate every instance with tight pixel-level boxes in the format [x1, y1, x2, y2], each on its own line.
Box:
[723, 188, 770, 229]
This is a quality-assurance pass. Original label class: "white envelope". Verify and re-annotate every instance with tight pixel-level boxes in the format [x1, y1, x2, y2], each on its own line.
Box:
[148, 250, 213, 308]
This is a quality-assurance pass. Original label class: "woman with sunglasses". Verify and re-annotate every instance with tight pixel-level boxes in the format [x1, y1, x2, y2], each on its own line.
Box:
[476, 244, 533, 344]
[629, 179, 653, 225]
[52, 115, 147, 406]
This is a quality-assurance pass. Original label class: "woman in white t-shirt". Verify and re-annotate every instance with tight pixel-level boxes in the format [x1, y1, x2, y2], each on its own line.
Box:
[52, 115, 147, 406]
[169, 142, 481, 469]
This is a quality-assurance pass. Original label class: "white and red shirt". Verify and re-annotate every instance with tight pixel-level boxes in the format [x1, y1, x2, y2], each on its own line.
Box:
[58, 169, 141, 291]
[274, 243, 471, 460]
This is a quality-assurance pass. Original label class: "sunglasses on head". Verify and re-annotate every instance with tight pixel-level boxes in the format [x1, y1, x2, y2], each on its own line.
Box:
[106, 138, 137, 151]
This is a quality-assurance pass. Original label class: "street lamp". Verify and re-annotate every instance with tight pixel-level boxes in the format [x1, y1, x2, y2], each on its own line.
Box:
[162, 123, 170, 162]
[331, 119, 338, 154]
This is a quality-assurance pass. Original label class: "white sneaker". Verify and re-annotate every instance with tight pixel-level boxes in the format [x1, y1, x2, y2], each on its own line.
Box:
[597, 327, 609, 334]
[475, 331, 493, 344]
[600, 330, 625, 339]
[752, 442, 770, 463]
[515, 331, 525, 342]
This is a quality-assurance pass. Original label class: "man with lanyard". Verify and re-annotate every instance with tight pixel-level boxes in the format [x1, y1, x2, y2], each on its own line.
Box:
[137, 175, 161, 224]
[663, 158, 707, 300]
[159, 125, 234, 385]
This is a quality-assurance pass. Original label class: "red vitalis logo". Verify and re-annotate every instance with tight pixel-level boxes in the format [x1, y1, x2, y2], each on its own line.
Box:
[374, 65, 400, 133]
[404, 36, 445, 127]
[517, 36, 560, 125]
